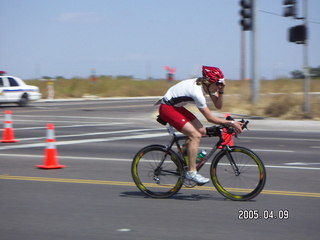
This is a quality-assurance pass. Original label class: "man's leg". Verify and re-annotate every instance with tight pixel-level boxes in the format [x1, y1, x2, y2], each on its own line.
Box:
[180, 118, 205, 172]
[181, 120, 209, 184]
[181, 122, 201, 171]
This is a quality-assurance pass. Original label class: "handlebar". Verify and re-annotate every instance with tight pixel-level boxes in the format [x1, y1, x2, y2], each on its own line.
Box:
[206, 118, 249, 138]
[226, 116, 249, 130]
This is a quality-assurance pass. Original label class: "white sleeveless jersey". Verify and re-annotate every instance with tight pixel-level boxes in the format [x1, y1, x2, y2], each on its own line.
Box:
[162, 78, 207, 108]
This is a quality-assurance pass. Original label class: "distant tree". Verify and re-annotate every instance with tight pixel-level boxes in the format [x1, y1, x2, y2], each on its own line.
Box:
[290, 70, 304, 79]
[310, 66, 320, 78]
[290, 65, 320, 79]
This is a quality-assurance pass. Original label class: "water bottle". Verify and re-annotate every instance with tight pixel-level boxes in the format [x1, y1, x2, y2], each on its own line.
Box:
[196, 150, 207, 164]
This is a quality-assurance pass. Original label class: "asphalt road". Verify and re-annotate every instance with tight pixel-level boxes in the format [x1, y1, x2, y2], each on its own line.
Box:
[0, 98, 319, 240]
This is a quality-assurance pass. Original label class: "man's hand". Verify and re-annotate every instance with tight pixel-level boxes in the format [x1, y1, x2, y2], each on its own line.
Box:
[216, 81, 225, 93]
[230, 121, 244, 134]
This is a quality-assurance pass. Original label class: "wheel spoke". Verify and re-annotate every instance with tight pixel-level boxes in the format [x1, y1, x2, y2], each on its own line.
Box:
[211, 146, 266, 201]
[132, 146, 183, 198]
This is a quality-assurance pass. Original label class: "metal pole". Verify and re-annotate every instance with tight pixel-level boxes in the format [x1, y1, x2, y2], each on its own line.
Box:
[251, 0, 259, 104]
[303, 0, 310, 113]
[240, 30, 246, 81]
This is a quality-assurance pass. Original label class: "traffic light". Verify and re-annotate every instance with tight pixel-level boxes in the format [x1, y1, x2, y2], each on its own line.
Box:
[239, 0, 253, 31]
[289, 25, 307, 44]
[283, 0, 296, 17]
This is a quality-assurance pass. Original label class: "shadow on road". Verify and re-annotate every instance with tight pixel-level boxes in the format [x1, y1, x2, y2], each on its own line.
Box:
[119, 191, 229, 202]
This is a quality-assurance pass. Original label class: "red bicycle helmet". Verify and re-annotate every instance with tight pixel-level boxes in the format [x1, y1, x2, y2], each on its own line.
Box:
[202, 66, 224, 83]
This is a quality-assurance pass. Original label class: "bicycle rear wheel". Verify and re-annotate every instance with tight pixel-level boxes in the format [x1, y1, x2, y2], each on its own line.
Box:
[131, 144, 184, 198]
[210, 146, 266, 201]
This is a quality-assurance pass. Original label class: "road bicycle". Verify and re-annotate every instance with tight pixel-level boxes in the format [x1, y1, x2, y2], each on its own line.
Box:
[131, 116, 266, 201]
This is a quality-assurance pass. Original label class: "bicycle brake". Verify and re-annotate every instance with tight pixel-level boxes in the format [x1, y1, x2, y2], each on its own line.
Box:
[240, 119, 249, 130]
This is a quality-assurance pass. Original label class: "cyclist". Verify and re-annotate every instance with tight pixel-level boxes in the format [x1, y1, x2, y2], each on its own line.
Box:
[158, 66, 243, 185]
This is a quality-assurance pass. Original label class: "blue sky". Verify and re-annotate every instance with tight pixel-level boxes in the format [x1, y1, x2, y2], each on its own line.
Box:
[0, 0, 319, 80]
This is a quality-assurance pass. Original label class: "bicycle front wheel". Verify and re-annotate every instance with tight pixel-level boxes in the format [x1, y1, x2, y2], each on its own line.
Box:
[210, 146, 266, 201]
[131, 144, 184, 198]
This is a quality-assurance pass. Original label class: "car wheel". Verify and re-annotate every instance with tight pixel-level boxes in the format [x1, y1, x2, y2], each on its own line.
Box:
[18, 93, 29, 107]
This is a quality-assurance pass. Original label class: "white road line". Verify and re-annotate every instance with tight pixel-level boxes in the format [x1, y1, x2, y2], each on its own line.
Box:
[37, 97, 158, 104]
[245, 128, 320, 133]
[285, 162, 320, 166]
[18, 128, 162, 141]
[1, 123, 315, 154]
[0, 153, 319, 171]
[15, 122, 128, 131]
[0, 153, 130, 162]
[1, 128, 304, 154]
[201, 146, 294, 153]
[241, 136, 320, 142]
[251, 149, 295, 153]
[13, 123, 320, 143]
[0, 132, 169, 150]
[263, 165, 320, 170]
[14, 119, 118, 125]
[15, 114, 145, 121]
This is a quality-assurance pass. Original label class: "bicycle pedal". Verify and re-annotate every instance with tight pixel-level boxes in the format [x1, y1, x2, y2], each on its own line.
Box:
[183, 179, 197, 188]
[196, 182, 206, 186]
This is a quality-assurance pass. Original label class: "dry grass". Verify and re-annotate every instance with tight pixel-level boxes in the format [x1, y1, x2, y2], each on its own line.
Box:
[210, 79, 320, 120]
[27, 77, 320, 120]
[221, 93, 319, 120]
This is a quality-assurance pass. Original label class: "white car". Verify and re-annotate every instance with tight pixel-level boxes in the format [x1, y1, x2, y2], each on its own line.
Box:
[0, 74, 42, 106]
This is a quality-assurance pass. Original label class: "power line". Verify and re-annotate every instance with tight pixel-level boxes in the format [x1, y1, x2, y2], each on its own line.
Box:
[259, 9, 320, 24]
[259, 10, 282, 17]
[309, 20, 320, 24]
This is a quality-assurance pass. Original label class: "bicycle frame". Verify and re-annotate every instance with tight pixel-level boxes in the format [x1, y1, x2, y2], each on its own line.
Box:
[163, 124, 228, 172]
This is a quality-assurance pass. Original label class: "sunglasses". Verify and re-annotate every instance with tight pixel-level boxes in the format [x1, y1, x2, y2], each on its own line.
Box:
[216, 79, 225, 86]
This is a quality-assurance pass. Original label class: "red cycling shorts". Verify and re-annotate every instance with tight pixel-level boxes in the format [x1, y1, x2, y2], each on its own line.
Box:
[159, 104, 196, 132]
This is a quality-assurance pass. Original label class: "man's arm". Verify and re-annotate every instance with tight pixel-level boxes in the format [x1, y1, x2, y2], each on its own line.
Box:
[198, 107, 243, 133]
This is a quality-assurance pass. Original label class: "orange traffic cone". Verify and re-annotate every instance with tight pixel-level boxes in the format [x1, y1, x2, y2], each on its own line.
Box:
[37, 123, 65, 169]
[1, 110, 19, 143]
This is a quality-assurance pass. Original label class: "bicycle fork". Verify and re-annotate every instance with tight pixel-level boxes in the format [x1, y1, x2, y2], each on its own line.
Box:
[224, 146, 240, 176]
[153, 146, 174, 184]
[153, 154, 167, 184]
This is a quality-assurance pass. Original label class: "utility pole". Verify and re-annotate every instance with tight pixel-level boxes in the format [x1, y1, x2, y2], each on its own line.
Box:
[251, 0, 259, 104]
[239, 0, 259, 103]
[240, 30, 246, 81]
[283, 0, 310, 113]
[303, 0, 310, 113]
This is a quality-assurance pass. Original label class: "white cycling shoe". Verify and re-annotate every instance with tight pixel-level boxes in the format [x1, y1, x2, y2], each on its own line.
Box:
[185, 171, 210, 185]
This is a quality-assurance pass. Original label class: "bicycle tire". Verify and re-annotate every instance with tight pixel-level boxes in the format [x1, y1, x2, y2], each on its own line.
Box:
[131, 144, 184, 198]
[210, 146, 266, 201]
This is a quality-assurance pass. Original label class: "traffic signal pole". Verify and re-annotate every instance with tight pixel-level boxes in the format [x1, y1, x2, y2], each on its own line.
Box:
[240, 30, 246, 81]
[251, 0, 259, 104]
[239, 0, 260, 104]
[303, 0, 310, 113]
[283, 0, 310, 113]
